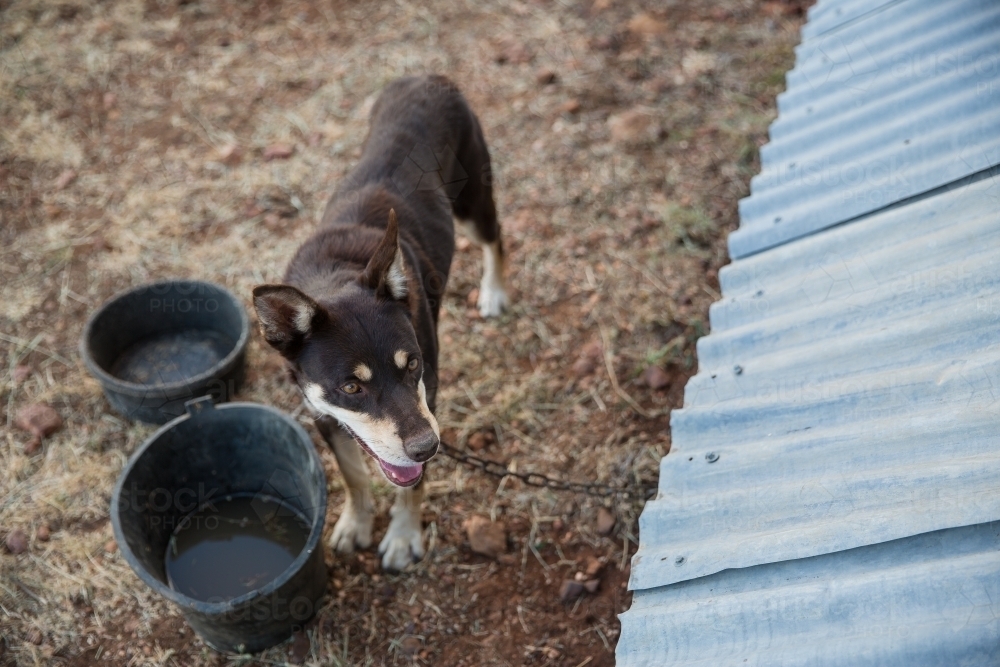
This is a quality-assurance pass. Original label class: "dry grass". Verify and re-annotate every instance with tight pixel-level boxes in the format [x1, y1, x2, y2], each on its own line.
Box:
[0, 0, 806, 664]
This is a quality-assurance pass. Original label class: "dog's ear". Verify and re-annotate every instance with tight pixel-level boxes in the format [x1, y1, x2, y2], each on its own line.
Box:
[252, 284, 322, 357]
[359, 209, 408, 301]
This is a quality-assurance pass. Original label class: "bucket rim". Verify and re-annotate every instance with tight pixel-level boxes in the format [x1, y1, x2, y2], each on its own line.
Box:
[80, 279, 251, 398]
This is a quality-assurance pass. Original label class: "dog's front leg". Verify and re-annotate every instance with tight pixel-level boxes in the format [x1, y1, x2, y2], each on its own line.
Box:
[316, 417, 374, 553]
[378, 480, 425, 571]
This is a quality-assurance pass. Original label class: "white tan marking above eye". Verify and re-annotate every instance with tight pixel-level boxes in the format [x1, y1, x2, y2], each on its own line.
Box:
[354, 363, 373, 382]
[394, 350, 409, 369]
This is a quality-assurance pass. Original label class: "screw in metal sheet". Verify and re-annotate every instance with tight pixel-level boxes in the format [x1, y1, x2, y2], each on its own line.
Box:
[705, 452, 719, 463]
[733, 365, 743, 375]
[674, 556, 685, 566]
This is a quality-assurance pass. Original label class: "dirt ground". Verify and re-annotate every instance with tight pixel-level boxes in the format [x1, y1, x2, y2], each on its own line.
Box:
[0, 0, 807, 665]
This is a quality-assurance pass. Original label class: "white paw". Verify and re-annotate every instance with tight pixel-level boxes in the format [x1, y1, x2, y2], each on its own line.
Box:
[378, 514, 425, 572]
[477, 283, 509, 318]
[329, 506, 373, 554]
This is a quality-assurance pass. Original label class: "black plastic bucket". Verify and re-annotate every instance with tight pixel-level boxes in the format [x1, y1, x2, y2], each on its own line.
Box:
[81, 280, 250, 424]
[111, 397, 327, 653]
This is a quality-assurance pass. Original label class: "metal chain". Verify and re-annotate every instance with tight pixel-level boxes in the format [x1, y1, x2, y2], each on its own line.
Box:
[438, 441, 657, 499]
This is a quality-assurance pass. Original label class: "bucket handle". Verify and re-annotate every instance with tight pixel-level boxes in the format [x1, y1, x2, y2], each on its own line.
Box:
[184, 395, 216, 417]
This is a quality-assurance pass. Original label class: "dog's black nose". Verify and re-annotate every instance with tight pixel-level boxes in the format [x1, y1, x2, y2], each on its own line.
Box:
[404, 432, 439, 463]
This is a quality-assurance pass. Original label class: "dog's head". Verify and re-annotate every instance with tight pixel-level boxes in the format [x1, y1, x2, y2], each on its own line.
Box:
[252, 211, 439, 487]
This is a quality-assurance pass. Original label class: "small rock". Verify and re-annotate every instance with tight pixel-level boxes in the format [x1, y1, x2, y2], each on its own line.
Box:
[13, 365, 31, 383]
[572, 357, 596, 378]
[583, 579, 600, 594]
[102, 92, 118, 110]
[217, 143, 243, 166]
[584, 556, 603, 577]
[104, 539, 118, 554]
[264, 143, 294, 160]
[16, 403, 62, 454]
[263, 212, 283, 232]
[400, 636, 422, 656]
[467, 432, 487, 451]
[55, 169, 77, 190]
[36, 524, 50, 542]
[288, 630, 310, 664]
[643, 365, 671, 390]
[596, 507, 616, 536]
[536, 68, 557, 85]
[607, 108, 663, 146]
[466, 288, 479, 308]
[627, 12, 668, 35]
[559, 98, 581, 114]
[5, 529, 27, 554]
[16, 403, 62, 440]
[559, 579, 585, 603]
[27, 628, 42, 645]
[464, 515, 507, 559]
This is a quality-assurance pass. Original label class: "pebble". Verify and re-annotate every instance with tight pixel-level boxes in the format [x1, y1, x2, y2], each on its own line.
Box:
[467, 432, 487, 451]
[596, 507, 616, 536]
[13, 365, 31, 383]
[583, 579, 600, 594]
[15, 404, 63, 451]
[400, 636, 422, 656]
[264, 143, 294, 160]
[584, 556, 603, 578]
[463, 515, 507, 559]
[627, 12, 668, 35]
[5, 529, 27, 554]
[535, 68, 557, 85]
[217, 143, 243, 166]
[558, 98, 581, 114]
[559, 580, 585, 603]
[36, 524, 50, 542]
[104, 539, 118, 554]
[643, 365, 671, 390]
[55, 169, 77, 190]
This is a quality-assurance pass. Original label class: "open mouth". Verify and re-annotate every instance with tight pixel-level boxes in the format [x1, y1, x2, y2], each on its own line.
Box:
[340, 424, 423, 487]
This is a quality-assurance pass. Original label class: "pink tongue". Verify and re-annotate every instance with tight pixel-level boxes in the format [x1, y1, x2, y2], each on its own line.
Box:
[380, 460, 423, 485]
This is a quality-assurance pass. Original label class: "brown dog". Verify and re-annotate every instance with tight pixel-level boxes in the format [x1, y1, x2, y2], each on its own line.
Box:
[252, 76, 507, 570]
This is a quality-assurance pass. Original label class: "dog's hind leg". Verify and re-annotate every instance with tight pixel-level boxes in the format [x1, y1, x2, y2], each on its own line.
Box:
[378, 479, 425, 572]
[456, 206, 509, 319]
[452, 120, 509, 318]
[316, 417, 374, 554]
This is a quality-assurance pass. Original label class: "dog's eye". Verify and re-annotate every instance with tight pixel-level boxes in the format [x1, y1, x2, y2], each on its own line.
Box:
[341, 382, 360, 394]
[407, 357, 419, 371]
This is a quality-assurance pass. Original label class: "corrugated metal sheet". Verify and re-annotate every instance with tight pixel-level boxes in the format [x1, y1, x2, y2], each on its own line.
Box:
[620, 523, 1000, 666]
[630, 172, 1000, 591]
[801, 0, 901, 40]
[618, 0, 1000, 662]
[729, 0, 1000, 259]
